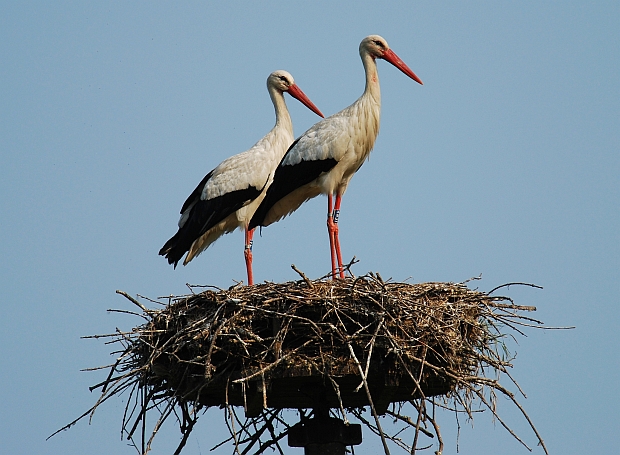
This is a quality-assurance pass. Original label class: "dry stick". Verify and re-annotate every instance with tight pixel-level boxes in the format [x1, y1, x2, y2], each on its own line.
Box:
[346, 341, 391, 455]
[384, 410, 434, 439]
[363, 316, 384, 378]
[460, 273, 482, 284]
[241, 380, 248, 415]
[81, 332, 134, 340]
[501, 317, 575, 330]
[424, 408, 443, 455]
[291, 264, 314, 288]
[172, 414, 197, 455]
[120, 380, 140, 439]
[487, 282, 543, 294]
[145, 400, 175, 454]
[411, 400, 425, 455]
[89, 373, 141, 420]
[47, 398, 109, 439]
[225, 379, 242, 455]
[342, 256, 359, 278]
[390, 426, 417, 449]
[107, 308, 150, 320]
[204, 320, 227, 378]
[261, 372, 267, 410]
[92, 347, 131, 393]
[230, 407, 254, 451]
[116, 289, 150, 313]
[502, 367, 528, 399]
[139, 292, 173, 306]
[141, 379, 147, 455]
[210, 432, 236, 451]
[490, 302, 538, 312]
[328, 376, 350, 425]
[264, 418, 285, 455]
[183, 284, 224, 294]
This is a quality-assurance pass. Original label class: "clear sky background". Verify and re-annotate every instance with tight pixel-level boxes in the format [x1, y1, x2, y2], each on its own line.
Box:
[1, 2, 618, 454]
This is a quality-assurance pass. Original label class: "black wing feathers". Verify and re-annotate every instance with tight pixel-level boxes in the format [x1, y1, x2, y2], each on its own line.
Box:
[180, 170, 214, 214]
[160, 184, 262, 267]
[249, 157, 337, 229]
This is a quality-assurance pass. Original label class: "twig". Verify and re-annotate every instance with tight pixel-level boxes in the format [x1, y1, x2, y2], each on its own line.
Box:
[487, 283, 543, 295]
[116, 290, 150, 313]
[291, 264, 313, 288]
[328, 376, 349, 425]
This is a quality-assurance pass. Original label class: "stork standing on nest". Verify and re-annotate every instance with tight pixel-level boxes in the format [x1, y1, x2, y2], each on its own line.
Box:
[159, 70, 324, 285]
[250, 35, 423, 279]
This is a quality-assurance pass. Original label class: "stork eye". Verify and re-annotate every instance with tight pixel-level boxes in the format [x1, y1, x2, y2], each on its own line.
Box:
[373, 40, 385, 48]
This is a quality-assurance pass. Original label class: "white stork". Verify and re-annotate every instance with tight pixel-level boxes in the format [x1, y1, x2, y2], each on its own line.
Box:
[249, 35, 422, 279]
[159, 70, 324, 285]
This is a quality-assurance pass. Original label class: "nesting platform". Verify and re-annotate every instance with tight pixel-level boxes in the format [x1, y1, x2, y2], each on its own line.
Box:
[61, 273, 549, 455]
[123, 275, 500, 417]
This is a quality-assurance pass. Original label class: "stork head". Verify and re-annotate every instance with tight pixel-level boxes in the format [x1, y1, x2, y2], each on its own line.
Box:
[268, 70, 324, 117]
[360, 35, 423, 85]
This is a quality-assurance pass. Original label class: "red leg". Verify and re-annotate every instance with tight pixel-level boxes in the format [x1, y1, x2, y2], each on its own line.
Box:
[244, 228, 255, 285]
[327, 194, 338, 279]
[333, 194, 345, 278]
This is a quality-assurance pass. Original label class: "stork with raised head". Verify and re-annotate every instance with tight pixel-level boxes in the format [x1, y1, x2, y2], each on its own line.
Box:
[249, 35, 423, 279]
[159, 70, 324, 285]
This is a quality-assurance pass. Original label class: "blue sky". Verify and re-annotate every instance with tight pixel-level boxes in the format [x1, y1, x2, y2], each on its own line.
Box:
[1, 2, 618, 454]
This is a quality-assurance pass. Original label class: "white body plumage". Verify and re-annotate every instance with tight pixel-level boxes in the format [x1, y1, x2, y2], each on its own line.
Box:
[181, 113, 295, 263]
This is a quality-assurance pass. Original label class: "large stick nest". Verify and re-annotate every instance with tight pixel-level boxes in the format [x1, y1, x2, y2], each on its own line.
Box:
[56, 272, 551, 455]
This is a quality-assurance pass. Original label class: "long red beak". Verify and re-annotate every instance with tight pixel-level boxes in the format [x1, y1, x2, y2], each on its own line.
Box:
[287, 84, 325, 118]
[381, 49, 423, 85]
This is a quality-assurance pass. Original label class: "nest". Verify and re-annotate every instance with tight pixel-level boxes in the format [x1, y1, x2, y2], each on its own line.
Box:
[55, 271, 550, 455]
